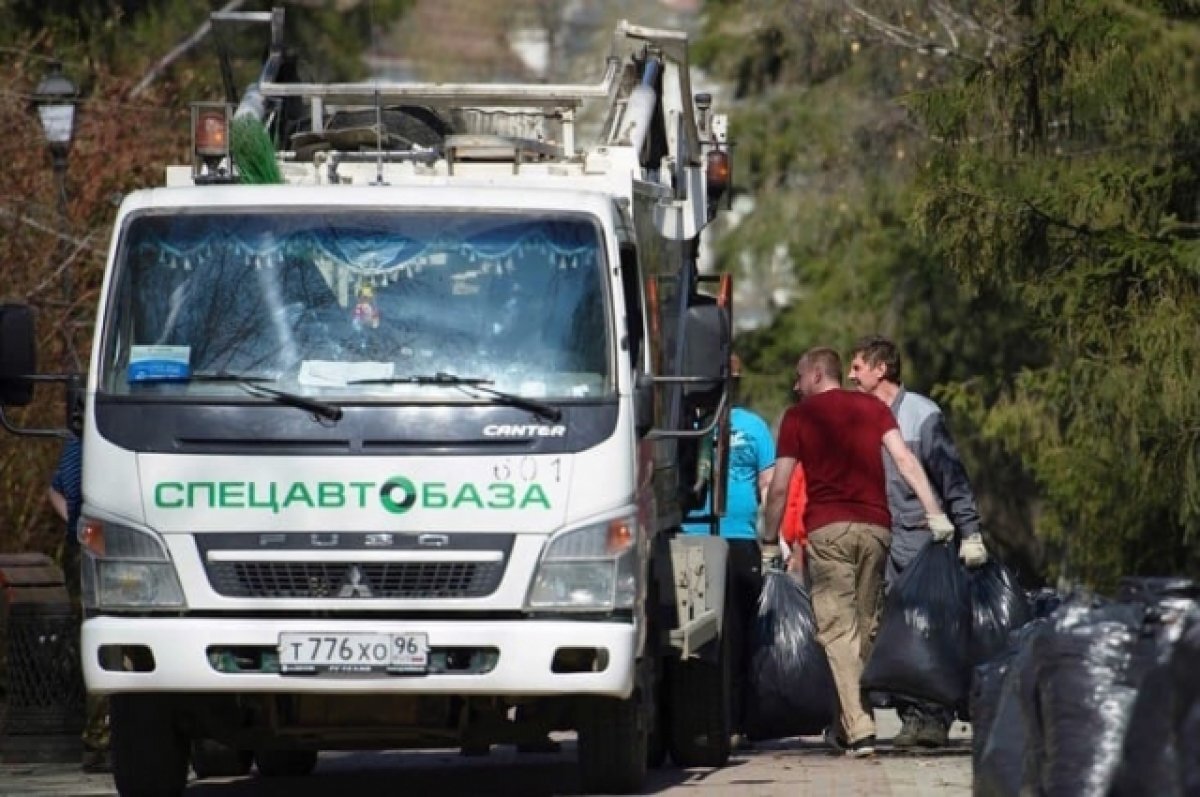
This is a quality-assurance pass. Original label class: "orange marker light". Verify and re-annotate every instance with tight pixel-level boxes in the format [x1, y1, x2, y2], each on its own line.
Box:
[706, 149, 731, 200]
[607, 518, 635, 554]
[195, 109, 229, 157]
[78, 518, 105, 557]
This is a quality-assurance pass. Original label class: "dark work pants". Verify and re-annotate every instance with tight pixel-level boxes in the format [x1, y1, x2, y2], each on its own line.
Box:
[726, 539, 763, 734]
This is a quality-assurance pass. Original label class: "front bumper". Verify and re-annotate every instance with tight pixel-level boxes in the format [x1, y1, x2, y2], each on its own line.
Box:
[82, 616, 635, 698]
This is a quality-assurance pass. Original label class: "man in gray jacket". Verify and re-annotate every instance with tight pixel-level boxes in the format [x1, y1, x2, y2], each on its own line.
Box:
[848, 335, 987, 748]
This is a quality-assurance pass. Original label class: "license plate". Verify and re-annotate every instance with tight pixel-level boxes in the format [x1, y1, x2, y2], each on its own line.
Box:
[279, 632, 428, 675]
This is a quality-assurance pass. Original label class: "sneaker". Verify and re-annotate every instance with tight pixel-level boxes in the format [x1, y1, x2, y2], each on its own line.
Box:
[824, 727, 875, 757]
[846, 735, 876, 758]
[822, 726, 847, 753]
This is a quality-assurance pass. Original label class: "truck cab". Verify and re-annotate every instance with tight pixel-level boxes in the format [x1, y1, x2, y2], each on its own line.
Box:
[0, 11, 737, 796]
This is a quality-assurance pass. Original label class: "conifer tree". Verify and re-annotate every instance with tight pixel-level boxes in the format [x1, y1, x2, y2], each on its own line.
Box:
[913, 1, 1200, 586]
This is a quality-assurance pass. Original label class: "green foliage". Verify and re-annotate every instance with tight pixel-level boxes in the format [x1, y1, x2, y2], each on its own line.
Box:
[914, 0, 1200, 587]
[697, 1, 1047, 580]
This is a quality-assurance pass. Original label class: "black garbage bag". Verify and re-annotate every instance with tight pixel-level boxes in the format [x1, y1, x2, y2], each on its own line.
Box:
[1116, 576, 1200, 604]
[1108, 604, 1200, 797]
[1028, 587, 1064, 619]
[968, 560, 1032, 668]
[862, 540, 971, 707]
[1036, 607, 1146, 797]
[1108, 657, 1182, 797]
[743, 571, 836, 740]
[1177, 621, 1200, 797]
[969, 653, 1013, 768]
[974, 619, 1049, 797]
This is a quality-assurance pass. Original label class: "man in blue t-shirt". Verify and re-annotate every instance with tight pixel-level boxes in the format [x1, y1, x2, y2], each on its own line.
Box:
[49, 436, 83, 547]
[681, 354, 775, 745]
[681, 404, 776, 539]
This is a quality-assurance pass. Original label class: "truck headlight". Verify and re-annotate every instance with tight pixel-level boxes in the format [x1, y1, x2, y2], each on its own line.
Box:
[526, 512, 638, 611]
[78, 517, 185, 611]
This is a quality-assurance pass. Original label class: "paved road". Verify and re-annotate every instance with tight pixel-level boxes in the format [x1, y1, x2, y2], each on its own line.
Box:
[0, 712, 971, 797]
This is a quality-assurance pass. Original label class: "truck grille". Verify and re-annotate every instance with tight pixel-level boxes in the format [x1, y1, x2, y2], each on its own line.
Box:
[204, 560, 505, 599]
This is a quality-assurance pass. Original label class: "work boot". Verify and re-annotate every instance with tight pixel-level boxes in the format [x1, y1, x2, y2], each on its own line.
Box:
[914, 716, 949, 748]
[892, 714, 923, 749]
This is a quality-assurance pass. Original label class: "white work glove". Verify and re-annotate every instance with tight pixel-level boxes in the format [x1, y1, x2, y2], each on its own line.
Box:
[760, 542, 783, 573]
[959, 534, 988, 569]
[927, 513, 956, 544]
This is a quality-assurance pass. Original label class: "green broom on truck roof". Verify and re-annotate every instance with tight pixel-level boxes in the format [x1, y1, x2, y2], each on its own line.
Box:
[230, 84, 283, 185]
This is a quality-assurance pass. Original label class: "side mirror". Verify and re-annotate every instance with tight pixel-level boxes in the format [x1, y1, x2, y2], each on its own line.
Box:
[682, 302, 730, 402]
[0, 304, 36, 407]
[634, 372, 654, 438]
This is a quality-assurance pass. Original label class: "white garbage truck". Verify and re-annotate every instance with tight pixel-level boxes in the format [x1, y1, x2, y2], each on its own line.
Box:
[0, 9, 739, 795]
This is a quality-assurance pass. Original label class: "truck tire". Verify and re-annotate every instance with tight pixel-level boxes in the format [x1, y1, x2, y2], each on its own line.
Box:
[191, 739, 253, 779]
[666, 574, 734, 768]
[111, 693, 190, 797]
[255, 749, 319, 778]
[576, 694, 648, 795]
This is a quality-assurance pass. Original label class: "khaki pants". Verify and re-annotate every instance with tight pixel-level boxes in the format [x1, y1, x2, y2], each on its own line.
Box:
[807, 521, 889, 744]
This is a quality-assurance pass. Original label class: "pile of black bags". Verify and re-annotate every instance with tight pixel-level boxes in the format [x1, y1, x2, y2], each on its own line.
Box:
[971, 577, 1200, 797]
[744, 571, 836, 740]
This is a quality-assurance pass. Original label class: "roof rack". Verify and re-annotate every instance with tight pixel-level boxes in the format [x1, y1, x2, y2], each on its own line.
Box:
[201, 7, 715, 201]
[258, 58, 620, 110]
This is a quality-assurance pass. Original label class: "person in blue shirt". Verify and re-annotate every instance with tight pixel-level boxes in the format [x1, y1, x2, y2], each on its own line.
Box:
[48, 435, 83, 549]
[682, 354, 775, 746]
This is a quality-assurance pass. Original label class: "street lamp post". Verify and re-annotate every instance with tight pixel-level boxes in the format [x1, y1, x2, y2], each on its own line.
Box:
[33, 61, 79, 367]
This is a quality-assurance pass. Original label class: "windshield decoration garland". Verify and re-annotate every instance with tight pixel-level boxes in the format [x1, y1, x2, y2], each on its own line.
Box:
[130, 226, 596, 286]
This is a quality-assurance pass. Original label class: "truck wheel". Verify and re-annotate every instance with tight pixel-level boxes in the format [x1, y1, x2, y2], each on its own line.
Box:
[111, 693, 190, 797]
[191, 739, 253, 779]
[255, 749, 319, 778]
[576, 694, 648, 795]
[666, 590, 733, 767]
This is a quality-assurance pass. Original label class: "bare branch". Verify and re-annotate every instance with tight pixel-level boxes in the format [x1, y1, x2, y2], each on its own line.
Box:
[0, 205, 105, 256]
[929, 1, 961, 51]
[837, 1, 1018, 66]
[128, 0, 247, 99]
[23, 230, 102, 300]
[840, 0, 982, 63]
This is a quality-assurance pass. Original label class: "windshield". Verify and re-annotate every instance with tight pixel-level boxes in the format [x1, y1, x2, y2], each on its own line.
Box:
[100, 210, 611, 401]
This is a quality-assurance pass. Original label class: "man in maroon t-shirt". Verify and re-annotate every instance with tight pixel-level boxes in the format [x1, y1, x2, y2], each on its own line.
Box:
[761, 347, 952, 756]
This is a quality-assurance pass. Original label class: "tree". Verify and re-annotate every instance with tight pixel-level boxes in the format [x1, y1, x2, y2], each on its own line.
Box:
[914, 1, 1200, 587]
[696, 0, 1047, 579]
[0, 0, 410, 556]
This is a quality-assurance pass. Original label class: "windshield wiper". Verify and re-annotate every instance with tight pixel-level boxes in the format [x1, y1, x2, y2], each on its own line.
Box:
[190, 371, 274, 382]
[351, 372, 563, 422]
[235, 381, 344, 422]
